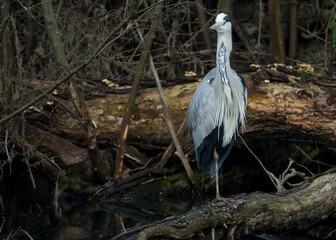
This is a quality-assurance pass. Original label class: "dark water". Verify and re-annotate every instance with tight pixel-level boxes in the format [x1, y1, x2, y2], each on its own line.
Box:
[0, 191, 194, 240]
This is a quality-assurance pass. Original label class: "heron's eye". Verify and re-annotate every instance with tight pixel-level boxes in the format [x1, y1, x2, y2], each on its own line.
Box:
[223, 15, 231, 23]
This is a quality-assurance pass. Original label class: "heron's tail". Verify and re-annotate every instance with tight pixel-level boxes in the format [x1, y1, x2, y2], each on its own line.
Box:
[195, 125, 235, 178]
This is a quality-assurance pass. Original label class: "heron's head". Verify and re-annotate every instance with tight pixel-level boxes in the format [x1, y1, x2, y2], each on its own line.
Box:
[210, 13, 232, 33]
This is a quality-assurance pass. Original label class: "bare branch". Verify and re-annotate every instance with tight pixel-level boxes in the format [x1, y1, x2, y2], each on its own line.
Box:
[114, 0, 164, 177]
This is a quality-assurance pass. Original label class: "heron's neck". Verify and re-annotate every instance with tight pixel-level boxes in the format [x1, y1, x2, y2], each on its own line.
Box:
[216, 31, 233, 103]
[216, 32, 232, 71]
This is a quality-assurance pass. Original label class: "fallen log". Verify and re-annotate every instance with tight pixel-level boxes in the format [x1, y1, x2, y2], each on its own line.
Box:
[112, 171, 336, 239]
[25, 67, 336, 149]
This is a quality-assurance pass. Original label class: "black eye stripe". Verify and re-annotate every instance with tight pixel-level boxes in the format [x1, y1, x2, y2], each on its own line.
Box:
[224, 15, 231, 22]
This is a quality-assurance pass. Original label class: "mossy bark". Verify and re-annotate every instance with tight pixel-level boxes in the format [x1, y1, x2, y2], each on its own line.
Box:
[113, 172, 336, 239]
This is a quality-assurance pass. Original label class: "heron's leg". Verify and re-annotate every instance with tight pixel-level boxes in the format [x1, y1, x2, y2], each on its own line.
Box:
[212, 149, 220, 239]
[213, 149, 221, 199]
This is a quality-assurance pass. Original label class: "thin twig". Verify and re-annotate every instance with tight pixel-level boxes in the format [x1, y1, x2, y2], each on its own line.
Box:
[19, 229, 34, 240]
[239, 134, 306, 192]
[257, 0, 262, 62]
[113, 0, 163, 177]
[4, 129, 12, 174]
[294, 145, 334, 168]
[238, 134, 278, 189]
[297, 25, 326, 42]
[156, 117, 187, 168]
[20, 115, 36, 189]
[5, 227, 34, 240]
[23, 154, 36, 189]
[136, 26, 198, 188]
[53, 172, 62, 219]
[280, 159, 294, 180]
[288, 157, 314, 176]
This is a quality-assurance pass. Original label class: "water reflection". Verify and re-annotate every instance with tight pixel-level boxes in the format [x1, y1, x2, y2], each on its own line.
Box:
[0, 195, 192, 240]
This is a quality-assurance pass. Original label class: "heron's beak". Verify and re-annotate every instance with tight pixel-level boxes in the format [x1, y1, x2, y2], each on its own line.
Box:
[210, 23, 219, 30]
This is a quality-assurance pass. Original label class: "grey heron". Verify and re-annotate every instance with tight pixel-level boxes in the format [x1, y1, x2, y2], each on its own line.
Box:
[187, 13, 247, 199]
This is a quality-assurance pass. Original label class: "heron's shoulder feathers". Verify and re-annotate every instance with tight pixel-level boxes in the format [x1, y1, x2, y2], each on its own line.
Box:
[187, 68, 218, 147]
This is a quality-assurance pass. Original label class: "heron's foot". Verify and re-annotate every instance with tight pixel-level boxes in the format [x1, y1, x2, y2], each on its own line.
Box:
[215, 195, 237, 208]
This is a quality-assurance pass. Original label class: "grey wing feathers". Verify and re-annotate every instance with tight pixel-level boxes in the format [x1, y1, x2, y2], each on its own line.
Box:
[187, 68, 219, 172]
[187, 68, 217, 149]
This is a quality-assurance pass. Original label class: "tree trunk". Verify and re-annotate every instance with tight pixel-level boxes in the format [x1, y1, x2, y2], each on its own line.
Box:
[268, 0, 286, 63]
[0, 0, 13, 113]
[218, 0, 233, 17]
[41, 0, 68, 67]
[288, 0, 298, 62]
[114, 0, 163, 177]
[196, 0, 212, 52]
[41, 0, 107, 182]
